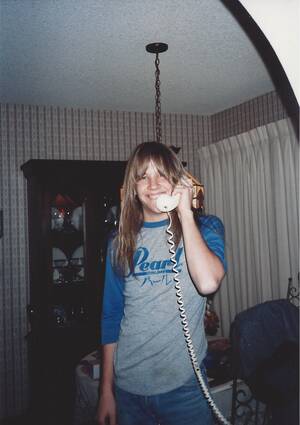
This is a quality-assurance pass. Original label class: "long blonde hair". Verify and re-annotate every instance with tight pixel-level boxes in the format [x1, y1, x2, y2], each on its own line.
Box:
[115, 141, 186, 274]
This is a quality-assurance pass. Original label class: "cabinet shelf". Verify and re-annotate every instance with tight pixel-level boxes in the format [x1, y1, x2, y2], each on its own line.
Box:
[52, 279, 86, 287]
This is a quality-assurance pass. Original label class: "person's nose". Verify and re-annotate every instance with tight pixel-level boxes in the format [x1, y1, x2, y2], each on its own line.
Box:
[148, 175, 159, 190]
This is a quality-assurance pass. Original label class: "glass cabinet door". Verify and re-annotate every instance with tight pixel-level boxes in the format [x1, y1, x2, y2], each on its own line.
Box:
[49, 193, 88, 329]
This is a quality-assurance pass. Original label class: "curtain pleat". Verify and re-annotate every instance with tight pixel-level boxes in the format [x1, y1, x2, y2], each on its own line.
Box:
[198, 118, 299, 337]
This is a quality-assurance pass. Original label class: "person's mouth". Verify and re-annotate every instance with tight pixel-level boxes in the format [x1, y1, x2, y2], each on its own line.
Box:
[148, 192, 165, 200]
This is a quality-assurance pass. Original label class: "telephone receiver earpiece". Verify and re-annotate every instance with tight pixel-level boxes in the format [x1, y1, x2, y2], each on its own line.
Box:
[156, 194, 180, 212]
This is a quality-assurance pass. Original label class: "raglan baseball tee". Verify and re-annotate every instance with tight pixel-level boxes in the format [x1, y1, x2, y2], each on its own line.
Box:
[101, 215, 226, 396]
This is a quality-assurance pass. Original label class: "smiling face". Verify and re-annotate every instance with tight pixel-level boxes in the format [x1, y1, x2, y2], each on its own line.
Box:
[121, 142, 185, 225]
[136, 160, 173, 222]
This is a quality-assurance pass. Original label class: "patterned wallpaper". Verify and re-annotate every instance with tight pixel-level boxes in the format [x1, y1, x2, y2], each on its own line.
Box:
[0, 90, 291, 418]
[210, 91, 290, 143]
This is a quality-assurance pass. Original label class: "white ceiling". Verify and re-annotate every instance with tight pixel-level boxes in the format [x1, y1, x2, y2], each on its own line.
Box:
[0, 0, 279, 115]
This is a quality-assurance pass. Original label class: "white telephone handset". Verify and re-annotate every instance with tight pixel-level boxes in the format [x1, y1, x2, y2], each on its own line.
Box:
[156, 194, 180, 212]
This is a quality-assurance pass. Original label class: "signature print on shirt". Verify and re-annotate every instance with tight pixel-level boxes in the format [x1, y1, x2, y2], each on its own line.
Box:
[126, 246, 184, 287]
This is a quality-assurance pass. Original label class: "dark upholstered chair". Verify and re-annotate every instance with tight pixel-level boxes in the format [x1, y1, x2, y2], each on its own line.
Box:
[230, 298, 299, 425]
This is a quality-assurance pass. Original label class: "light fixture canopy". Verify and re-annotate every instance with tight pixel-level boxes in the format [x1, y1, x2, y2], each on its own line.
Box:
[146, 42, 168, 54]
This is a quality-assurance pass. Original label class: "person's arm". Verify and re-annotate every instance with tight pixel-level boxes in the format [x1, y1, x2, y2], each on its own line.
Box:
[180, 212, 225, 294]
[96, 239, 124, 424]
[174, 178, 226, 295]
[97, 343, 117, 425]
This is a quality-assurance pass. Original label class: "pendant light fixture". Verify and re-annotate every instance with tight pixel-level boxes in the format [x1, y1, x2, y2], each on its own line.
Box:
[146, 42, 204, 212]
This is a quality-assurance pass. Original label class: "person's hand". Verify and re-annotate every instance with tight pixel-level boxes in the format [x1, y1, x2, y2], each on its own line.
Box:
[173, 176, 193, 216]
[96, 390, 117, 425]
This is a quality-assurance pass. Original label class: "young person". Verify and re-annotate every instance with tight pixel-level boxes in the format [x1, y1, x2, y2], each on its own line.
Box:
[97, 141, 226, 425]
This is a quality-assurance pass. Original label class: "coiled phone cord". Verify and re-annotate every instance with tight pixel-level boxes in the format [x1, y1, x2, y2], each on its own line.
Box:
[166, 213, 231, 425]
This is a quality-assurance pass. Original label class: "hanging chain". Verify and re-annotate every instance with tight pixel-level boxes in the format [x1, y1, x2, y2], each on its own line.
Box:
[146, 42, 167, 143]
[154, 53, 162, 143]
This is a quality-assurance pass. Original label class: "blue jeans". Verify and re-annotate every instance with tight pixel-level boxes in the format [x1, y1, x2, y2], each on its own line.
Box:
[115, 367, 214, 425]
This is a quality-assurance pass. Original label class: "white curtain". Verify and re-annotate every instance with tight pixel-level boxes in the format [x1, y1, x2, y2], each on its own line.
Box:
[198, 118, 299, 337]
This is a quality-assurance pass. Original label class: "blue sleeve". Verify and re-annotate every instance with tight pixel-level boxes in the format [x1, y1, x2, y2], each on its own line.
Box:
[100, 239, 125, 344]
[198, 215, 227, 272]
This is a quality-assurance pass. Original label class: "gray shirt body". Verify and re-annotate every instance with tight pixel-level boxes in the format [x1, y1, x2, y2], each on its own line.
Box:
[114, 220, 207, 395]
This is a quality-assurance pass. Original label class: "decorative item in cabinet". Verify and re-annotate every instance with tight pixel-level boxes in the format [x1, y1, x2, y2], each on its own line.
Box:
[49, 302, 88, 328]
[51, 193, 83, 233]
[51, 193, 85, 286]
[102, 195, 120, 234]
[52, 245, 85, 285]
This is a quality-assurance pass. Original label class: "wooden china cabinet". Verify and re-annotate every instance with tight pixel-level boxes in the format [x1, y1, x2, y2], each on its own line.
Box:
[21, 159, 126, 425]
